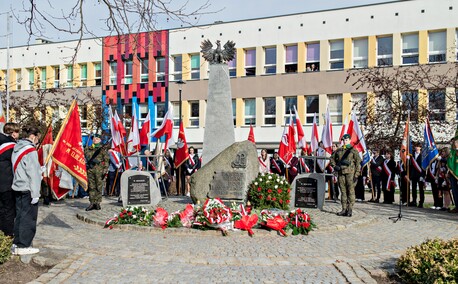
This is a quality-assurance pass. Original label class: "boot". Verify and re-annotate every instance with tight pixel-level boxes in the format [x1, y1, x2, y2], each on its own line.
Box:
[336, 209, 347, 216]
[95, 203, 101, 210]
[85, 204, 96, 211]
[346, 208, 353, 217]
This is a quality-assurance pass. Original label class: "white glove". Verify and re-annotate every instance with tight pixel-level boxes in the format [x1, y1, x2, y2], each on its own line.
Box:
[187, 168, 192, 174]
[40, 166, 47, 173]
[31, 197, 39, 205]
[285, 164, 291, 169]
[419, 177, 425, 182]
[442, 181, 447, 187]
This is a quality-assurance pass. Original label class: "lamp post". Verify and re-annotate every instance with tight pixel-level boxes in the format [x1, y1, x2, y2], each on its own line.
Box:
[175, 79, 185, 195]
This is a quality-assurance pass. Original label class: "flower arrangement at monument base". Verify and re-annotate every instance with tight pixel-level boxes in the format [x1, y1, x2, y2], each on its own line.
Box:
[247, 173, 291, 211]
[104, 199, 316, 238]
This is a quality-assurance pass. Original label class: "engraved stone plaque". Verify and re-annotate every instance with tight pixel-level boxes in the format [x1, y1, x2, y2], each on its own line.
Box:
[127, 175, 150, 205]
[208, 171, 245, 200]
[294, 177, 318, 208]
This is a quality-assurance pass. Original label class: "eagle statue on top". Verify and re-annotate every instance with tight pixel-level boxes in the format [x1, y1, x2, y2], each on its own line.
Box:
[200, 39, 236, 64]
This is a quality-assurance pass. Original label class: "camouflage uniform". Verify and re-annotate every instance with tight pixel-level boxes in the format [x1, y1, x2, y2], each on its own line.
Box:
[85, 145, 108, 205]
[330, 145, 361, 214]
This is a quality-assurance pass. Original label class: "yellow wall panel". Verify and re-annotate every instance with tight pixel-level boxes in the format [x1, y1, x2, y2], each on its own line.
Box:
[276, 44, 285, 74]
[342, 93, 352, 119]
[319, 40, 329, 71]
[199, 99, 206, 127]
[297, 95, 305, 123]
[255, 46, 263, 76]
[182, 53, 191, 80]
[344, 38, 352, 69]
[368, 35, 377, 67]
[318, 93, 327, 125]
[446, 28, 456, 62]
[255, 97, 263, 127]
[182, 100, 190, 128]
[276, 96, 283, 125]
[418, 30, 428, 64]
[236, 48, 245, 78]
[46, 66, 53, 89]
[298, 42, 306, 73]
[87, 62, 95, 86]
[236, 98, 243, 127]
[392, 33, 401, 66]
[418, 89, 427, 121]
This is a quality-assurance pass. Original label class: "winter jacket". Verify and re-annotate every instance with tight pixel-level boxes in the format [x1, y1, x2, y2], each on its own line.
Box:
[0, 133, 16, 192]
[12, 139, 41, 199]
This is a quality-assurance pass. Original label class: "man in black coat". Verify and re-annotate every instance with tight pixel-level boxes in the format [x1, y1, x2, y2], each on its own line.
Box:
[0, 123, 20, 237]
[370, 149, 384, 202]
[410, 144, 425, 207]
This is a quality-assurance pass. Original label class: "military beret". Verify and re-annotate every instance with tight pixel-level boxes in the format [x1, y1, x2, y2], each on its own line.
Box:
[342, 134, 351, 140]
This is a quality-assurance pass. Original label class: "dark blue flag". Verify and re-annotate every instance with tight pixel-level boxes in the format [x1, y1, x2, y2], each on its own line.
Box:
[421, 119, 439, 171]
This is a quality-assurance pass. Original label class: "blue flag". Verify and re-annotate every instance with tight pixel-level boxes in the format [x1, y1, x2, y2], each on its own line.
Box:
[421, 119, 439, 171]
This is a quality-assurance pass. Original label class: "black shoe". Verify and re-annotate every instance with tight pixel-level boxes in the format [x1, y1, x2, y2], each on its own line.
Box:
[368, 199, 375, 203]
[408, 202, 417, 207]
[417, 204, 423, 208]
[346, 209, 353, 217]
[336, 209, 347, 216]
[85, 204, 96, 211]
[95, 203, 101, 210]
[375, 199, 380, 203]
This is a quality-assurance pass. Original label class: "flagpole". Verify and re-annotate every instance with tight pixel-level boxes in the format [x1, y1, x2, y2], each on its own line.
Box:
[406, 113, 411, 206]
[45, 99, 77, 165]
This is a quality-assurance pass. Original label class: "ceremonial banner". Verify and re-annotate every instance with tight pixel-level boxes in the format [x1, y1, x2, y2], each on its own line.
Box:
[278, 118, 293, 165]
[140, 110, 151, 145]
[288, 111, 296, 158]
[152, 104, 174, 150]
[421, 118, 439, 171]
[47, 100, 87, 190]
[247, 124, 255, 144]
[174, 122, 189, 168]
[400, 114, 410, 166]
[294, 106, 307, 152]
[348, 113, 370, 167]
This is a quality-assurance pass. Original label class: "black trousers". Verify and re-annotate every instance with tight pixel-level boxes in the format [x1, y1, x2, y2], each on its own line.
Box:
[106, 170, 121, 196]
[411, 178, 424, 205]
[0, 191, 16, 237]
[13, 191, 38, 248]
[372, 175, 382, 200]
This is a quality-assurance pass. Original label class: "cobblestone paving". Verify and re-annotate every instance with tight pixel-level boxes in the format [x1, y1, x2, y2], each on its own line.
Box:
[27, 194, 458, 283]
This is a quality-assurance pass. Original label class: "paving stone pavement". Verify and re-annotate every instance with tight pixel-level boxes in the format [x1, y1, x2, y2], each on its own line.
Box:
[26, 193, 458, 284]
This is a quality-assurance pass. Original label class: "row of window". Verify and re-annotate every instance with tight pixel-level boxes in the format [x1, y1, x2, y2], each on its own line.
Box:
[108, 57, 166, 85]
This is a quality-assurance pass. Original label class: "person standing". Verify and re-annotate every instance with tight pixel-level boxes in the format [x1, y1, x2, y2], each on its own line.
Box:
[426, 158, 441, 210]
[0, 122, 20, 237]
[437, 148, 451, 211]
[397, 160, 409, 205]
[258, 149, 270, 174]
[330, 134, 361, 217]
[448, 137, 458, 213]
[106, 148, 123, 197]
[369, 149, 384, 202]
[184, 147, 200, 197]
[270, 152, 285, 176]
[85, 135, 108, 211]
[11, 127, 41, 255]
[381, 151, 396, 204]
[410, 144, 425, 208]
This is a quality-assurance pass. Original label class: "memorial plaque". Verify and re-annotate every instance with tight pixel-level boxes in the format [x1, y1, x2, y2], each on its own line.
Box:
[127, 175, 150, 205]
[294, 177, 318, 208]
[208, 171, 245, 199]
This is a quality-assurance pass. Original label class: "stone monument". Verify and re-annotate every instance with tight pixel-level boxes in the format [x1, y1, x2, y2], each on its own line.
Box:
[200, 39, 236, 166]
[190, 140, 258, 204]
[120, 170, 162, 208]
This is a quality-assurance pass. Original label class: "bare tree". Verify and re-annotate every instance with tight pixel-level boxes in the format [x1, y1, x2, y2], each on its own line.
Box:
[346, 62, 458, 151]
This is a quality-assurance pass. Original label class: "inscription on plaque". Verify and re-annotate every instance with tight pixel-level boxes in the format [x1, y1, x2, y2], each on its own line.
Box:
[209, 171, 245, 199]
[127, 175, 151, 205]
[294, 177, 318, 208]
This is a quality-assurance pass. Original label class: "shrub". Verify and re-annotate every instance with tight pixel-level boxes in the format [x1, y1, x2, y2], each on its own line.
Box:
[247, 173, 290, 210]
[0, 232, 12, 264]
[396, 238, 458, 284]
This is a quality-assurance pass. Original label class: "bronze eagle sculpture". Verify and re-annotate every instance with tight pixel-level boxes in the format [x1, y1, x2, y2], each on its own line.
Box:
[200, 39, 236, 64]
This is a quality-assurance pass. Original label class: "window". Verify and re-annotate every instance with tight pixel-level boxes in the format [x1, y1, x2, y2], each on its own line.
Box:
[284, 97, 297, 123]
[402, 34, 419, 65]
[122, 105, 132, 129]
[139, 59, 148, 83]
[40, 68, 46, 89]
[245, 49, 256, 76]
[172, 102, 180, 126]
[429, 31, 446, 63]
[124, 60, 133, 84]
[156, 57, 165, 82]
[329, 40, 344, 70]
[80, 64, 87, 87]
[228, 52, 236, 77]
[153, 102, 165, 127]
[285, 45, 298, 73]
[15, 69, 22, 91]
[80, 105, 88, 129]
[264, 97, 276, 125]
[306, 43, 320, 71]
[94, 63, 102, 86]
[190, 54, 200, 80]
[328, 94, 342, 124]
[244, 99, 256, 125]
[306, 95, 319, 124]
[139, 104, 149, 125]
[109, 62, 117, 85]
[53, 66, 60, 88]
[264, 47, 276, 74]
[402, 91, 419, 120]
[353, 38, 368, 68]
[66, 65, 73, 87]
[232, 99, 236, 125]
[377, 36, 393, 66]
[351, 93, 367, 124]
[172, 55, 182, 81]
[28, 68, 34, 89]
[428, 89, 446, 121]
[189, 101, 199, 126]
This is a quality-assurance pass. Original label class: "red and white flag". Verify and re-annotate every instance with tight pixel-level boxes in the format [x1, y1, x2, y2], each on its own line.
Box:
[109, 108, 127, 155]
[247, 124, 255, 144]
[294, 106, 306, 152]
[174, 121, 189, 168]
[278, 118, 293, 164]
[152, 104, 174, 151]
[321, 105, 333, 155]
[0, 98, 5, 132]
[339, 115, 348, 144]
[288, 111, 296, 158]
[127, 104, 141, 155]
[310, 113, 319, 154]
[47, 100, 87, 190]
[139, 110, 151, 146]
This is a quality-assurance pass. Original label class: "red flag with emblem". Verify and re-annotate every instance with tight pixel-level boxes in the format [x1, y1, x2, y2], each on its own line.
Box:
[174, 122, 189, 168]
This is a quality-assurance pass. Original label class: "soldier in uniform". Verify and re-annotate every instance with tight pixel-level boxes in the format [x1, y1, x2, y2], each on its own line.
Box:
[85, 135, 108, 211]
[330, 134, 361, 217]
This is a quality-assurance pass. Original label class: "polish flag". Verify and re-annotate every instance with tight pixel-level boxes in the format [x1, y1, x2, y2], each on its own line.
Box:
[310, 113, 319, 154]
[152, 104, 174, 150]
[288, 111, 296, 158]
[174, 122, 189, 168]
[321, 106, 333, 154]
[139, 110, 151, 146]
[278, 118, 292, 165]
[127, 104, 141, 155]
[294, 106, 307, 152]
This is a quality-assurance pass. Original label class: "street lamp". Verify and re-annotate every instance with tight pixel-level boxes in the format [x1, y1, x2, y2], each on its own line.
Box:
[176, 80, 186, 126]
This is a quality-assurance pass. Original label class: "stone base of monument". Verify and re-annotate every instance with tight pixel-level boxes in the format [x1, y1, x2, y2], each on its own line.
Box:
[190, 141, 258, 204]
[120, 170, 162, 208]
[290, 173, 326, 210]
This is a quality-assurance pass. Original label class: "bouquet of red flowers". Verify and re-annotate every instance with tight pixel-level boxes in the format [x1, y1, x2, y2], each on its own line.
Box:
[194, 198, 233, 235]
[260, 209, 288, 237]
[286, 208, 315, 235]
[233, 204, 258, 237]
[152, 207, 169, 229]
[179, 204, 195, 228]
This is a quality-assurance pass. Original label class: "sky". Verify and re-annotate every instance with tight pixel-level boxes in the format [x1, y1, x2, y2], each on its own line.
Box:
[0, 0, 396, 48]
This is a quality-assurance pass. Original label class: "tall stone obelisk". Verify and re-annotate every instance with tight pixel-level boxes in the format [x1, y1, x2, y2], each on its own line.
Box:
[200, 40, 236, 166]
